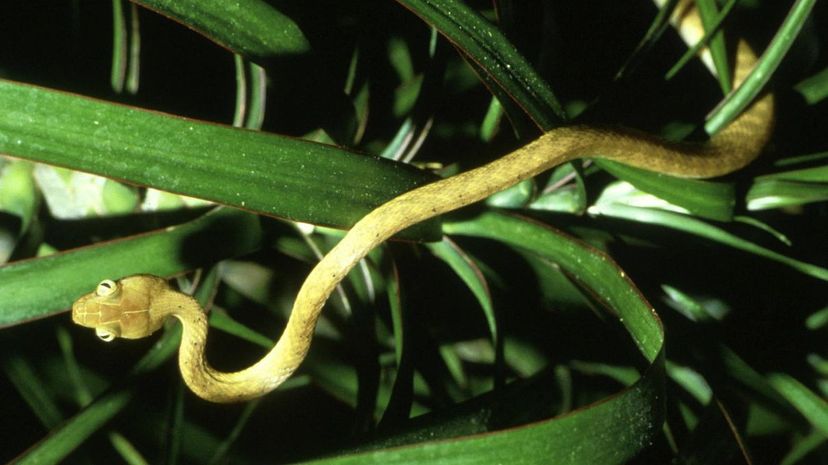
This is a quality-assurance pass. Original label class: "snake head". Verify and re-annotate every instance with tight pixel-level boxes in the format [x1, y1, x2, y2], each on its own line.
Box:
[72, 275, 168, 341]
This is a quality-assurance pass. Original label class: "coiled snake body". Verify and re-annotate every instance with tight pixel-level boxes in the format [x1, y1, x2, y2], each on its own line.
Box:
[72, 1, 774, 402]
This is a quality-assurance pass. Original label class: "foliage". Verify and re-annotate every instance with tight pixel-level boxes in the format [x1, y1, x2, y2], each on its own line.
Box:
[0, 0, 826, 463]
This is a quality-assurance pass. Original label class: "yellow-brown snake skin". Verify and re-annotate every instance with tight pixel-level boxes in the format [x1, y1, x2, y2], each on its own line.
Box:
[72, 0, 774, 402]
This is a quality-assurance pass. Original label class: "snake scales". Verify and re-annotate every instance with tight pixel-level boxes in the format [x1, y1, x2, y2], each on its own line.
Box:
[72, 0, 774, 402]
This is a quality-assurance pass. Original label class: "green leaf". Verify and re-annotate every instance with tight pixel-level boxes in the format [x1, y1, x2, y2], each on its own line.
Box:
[108, 432, 150, 465]
[595, 161, 735, 221]
[485, 179, 533, 208]
[747, 179, 828, 210]
[110, 0, 128, 93]
[0, 208, 261, 326]
[1, 354, 64, 428]
[309, 359, 662, 465]
[296, 211, 666, 464]
[805, 306, 828, 331]
[794, 65, 828, 105]
[589, 201, 828, 282]
[13, 326, 182, 465]
[210, 310, 273, 349]
[768, 373, 828, 435]
[427, 238, 498, 366]
[665, 0, 738, 93]
[134, 0, 310, 58]
[395, 0, 565, 130]
[0, 159, 38, 232]
[779, 430, 828, 465]
[12, 268, 223, 465]
[705, 0, 816, 134]
[0, 79, 440, 240]
[445, 212, 663, 361]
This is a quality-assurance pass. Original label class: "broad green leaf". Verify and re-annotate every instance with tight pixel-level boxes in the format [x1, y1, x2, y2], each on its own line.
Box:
[0, 79, 440, 240]
[0, 208, 260, 326]
[756, 164, 828, 183]
[134, 0, 310, 58]
[301, 211, 665, 463]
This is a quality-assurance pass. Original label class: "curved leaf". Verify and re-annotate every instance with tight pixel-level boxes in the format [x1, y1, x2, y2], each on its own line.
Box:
[395, 0, 565, 130]
[302, 211, 666, 464]
[134, 0, 309, 58]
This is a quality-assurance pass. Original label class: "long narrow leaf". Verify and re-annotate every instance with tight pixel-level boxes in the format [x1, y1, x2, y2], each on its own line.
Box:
[396, 0, 565, 130]
[0, 208, 260, 326]
[134, 0, 310, 58]
[0, 80, 440, 239]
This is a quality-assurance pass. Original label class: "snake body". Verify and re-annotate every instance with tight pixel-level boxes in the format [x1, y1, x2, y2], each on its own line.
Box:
[72, 1, 774, 402]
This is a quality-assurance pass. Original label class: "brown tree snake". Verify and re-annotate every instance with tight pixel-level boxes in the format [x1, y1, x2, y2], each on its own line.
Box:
[72, 0, 774, 402]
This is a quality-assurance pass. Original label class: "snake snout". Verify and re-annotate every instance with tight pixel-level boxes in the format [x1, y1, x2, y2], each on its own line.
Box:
[71, 298, 92, 327]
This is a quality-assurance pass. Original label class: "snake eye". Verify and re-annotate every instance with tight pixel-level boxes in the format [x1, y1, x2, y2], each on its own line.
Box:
[95, 279, 119, 297]
[95, 327, 118, 342]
